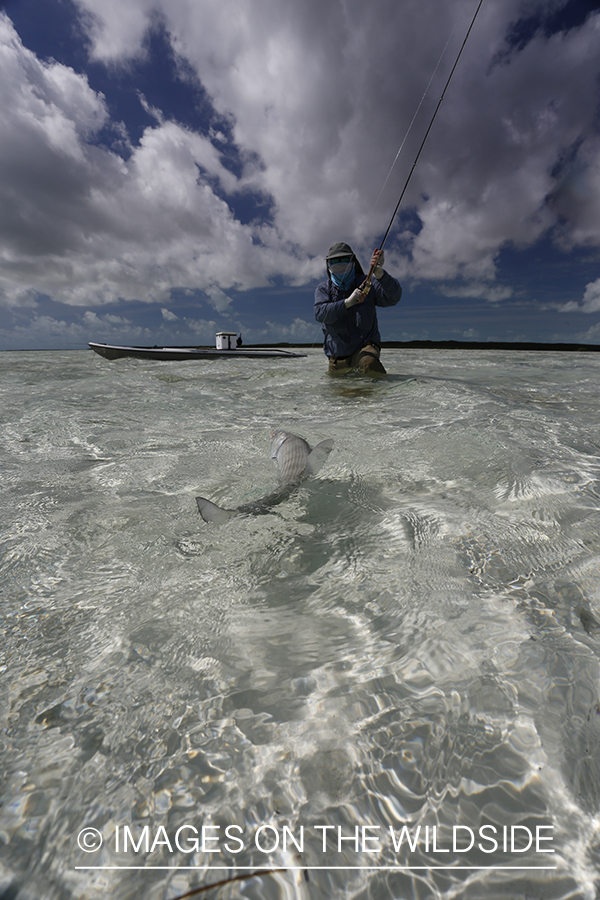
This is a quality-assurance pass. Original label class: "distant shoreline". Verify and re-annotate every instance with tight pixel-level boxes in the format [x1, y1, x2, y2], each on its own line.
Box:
[253, 340, 600, 352]
[386, 340, 600, 352]
[4, 340, 600, 353]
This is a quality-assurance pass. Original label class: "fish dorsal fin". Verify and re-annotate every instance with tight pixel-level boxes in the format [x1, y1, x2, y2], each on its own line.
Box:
[304, 439, 333, 476]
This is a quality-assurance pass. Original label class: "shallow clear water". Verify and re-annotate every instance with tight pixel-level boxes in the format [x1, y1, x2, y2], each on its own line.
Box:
[1, 348, 600, 900]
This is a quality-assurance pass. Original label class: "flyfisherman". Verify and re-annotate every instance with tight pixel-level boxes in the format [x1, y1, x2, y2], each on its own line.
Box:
[314, 242, 402, 377]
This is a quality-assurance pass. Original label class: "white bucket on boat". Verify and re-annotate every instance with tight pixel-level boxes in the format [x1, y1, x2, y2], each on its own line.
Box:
[215, 332, 237, 350]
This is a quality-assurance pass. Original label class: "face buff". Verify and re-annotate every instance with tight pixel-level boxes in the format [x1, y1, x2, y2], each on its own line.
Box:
[329, 259, 355, 290]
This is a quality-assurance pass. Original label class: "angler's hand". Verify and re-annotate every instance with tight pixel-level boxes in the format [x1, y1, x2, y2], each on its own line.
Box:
[344, 288, 364, 308]
[371, 248, 384, 279]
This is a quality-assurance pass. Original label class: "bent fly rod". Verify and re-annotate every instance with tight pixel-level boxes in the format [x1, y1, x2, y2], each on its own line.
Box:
[361, 0, 485, 297]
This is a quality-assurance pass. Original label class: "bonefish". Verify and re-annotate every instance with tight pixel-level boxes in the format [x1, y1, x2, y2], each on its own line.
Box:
[196, 430, 333, 524]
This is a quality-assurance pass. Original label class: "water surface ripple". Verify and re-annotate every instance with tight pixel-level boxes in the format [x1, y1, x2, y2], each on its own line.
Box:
[1, 349, 600, 899]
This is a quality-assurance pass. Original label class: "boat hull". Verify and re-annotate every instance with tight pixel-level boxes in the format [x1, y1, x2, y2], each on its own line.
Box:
[89, 342, 307, 361]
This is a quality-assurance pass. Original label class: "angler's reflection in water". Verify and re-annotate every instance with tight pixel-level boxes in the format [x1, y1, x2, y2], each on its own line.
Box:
[326, 372, 417, 398]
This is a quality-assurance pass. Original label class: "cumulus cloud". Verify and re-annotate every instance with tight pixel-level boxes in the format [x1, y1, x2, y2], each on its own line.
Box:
[0, 309, 142, 349]
[204, 286, 233, 312]
[83, 310, 132, 326]
[74, 0, 600, 256]
[183, 317, 217, 338]
[0, 13, 309, 311]
[440, 282, 514, 303]
[2, 1, 600, 316]
[560, 278, 600, 314]
[581, 279, 600, 313]
[264, 317, 317, 341]
[0, 303, 226, 349]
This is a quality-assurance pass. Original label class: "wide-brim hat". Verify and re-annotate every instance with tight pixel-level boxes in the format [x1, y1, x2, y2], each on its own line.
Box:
[326, 242, 354, 260]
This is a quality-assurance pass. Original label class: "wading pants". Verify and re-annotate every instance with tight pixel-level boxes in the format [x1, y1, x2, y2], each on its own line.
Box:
[327, 343, 387, 377]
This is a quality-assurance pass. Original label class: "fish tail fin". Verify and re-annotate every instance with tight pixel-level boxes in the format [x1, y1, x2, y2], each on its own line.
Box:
[304, 439, 334, 476]
[196, 497, 236, 524]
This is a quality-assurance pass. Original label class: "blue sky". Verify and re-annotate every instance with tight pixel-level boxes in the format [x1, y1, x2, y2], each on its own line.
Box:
[1, 0, 600, 350]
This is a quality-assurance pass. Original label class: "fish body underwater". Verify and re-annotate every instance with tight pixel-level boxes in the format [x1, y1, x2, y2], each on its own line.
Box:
[196, 430, 334, 524]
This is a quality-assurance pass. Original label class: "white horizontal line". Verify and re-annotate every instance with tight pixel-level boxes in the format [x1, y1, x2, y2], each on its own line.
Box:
[75, 865, 558, 871]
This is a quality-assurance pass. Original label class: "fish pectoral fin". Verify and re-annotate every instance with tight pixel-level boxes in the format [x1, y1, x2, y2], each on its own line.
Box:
[304, 439, 334, 476]
[196, 497, 236, 524]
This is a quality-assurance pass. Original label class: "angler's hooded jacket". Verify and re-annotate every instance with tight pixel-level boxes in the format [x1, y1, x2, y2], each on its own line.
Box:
[314, 266, 402, 359]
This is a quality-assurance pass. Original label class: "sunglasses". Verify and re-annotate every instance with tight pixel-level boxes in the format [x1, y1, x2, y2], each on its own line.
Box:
[328, 256, 353, 266]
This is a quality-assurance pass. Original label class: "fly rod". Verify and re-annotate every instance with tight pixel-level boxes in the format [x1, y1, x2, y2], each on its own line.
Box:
[361, 0, 485, 297]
